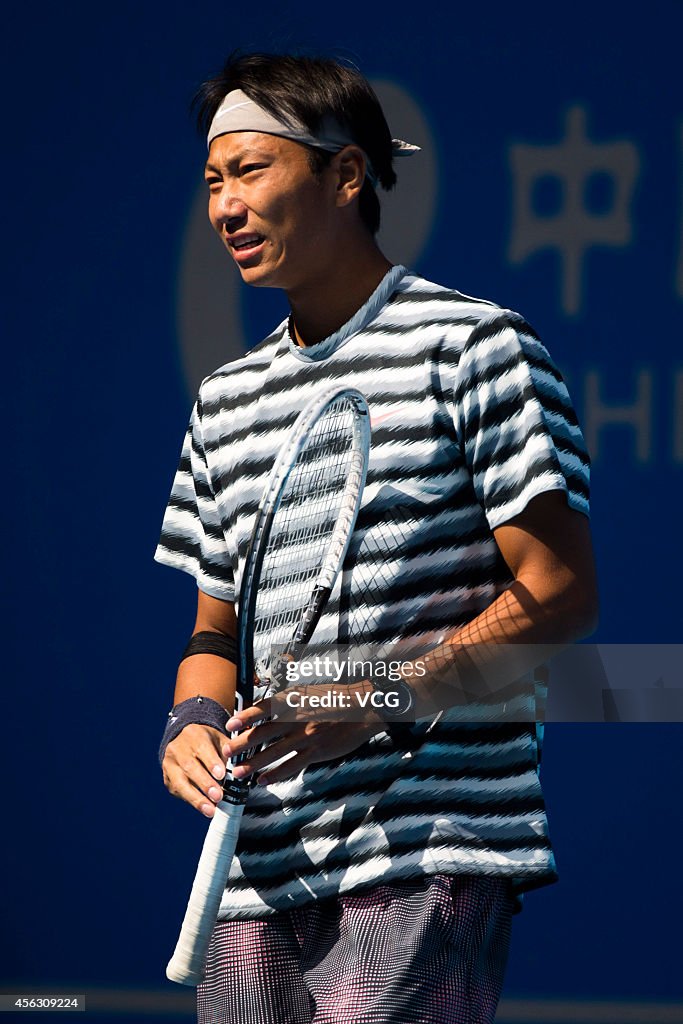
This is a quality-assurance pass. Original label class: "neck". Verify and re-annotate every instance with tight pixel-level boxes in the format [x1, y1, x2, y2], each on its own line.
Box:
[288, 237, 393, 348]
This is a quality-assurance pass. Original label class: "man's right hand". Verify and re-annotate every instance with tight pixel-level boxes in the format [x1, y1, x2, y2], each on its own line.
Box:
[161, 724, 228, 818]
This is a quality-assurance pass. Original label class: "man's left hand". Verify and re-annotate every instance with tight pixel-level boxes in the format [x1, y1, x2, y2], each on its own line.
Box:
[222, 690, 381, 786]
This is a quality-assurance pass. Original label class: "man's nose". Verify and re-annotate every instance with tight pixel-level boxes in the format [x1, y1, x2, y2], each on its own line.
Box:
[215, 190, 248, 224]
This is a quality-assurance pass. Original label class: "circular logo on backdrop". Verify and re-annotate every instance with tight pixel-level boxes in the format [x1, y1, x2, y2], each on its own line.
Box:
[177, 80, 438, 398]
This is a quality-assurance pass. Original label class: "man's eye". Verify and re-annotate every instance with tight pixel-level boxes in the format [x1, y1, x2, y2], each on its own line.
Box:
[240, 163, 266, 176]
[205, 178, 222, 190]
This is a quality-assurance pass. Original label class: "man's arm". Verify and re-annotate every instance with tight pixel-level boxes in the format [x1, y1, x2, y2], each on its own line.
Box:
[224, 488, 598, 783]
[408, 488, 598, 715]
[161, 591, 238, 818]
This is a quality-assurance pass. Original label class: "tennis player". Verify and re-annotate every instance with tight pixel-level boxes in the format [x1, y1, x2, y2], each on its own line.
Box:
[156, 51, 598, 1024]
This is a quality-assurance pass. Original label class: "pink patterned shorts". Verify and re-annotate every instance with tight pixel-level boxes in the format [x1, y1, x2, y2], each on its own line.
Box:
[197, 874, 515, 1024]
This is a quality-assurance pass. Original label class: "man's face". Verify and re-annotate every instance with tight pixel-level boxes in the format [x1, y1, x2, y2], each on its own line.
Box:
[204, 131, 340, 294]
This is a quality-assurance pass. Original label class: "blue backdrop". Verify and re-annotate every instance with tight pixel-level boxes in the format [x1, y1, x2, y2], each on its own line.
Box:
[4, 2, 682, 1020]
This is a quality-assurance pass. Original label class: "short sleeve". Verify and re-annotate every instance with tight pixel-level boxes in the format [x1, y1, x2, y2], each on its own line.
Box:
[451, 309, 590, 529]
[154, 392, 236, 602]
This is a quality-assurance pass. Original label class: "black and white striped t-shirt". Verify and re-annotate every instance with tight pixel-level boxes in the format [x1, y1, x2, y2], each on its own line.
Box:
[156, 265, 589, 918]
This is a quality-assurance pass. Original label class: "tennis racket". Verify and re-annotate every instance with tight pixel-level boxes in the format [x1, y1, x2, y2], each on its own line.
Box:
[166, 385, 371, 986]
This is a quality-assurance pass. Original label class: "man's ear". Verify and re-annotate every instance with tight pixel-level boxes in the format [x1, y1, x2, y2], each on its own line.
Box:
[332, 146, 367, 207]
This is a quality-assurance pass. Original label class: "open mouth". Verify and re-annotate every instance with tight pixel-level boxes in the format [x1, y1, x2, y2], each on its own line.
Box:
[230, 234, 265, 252]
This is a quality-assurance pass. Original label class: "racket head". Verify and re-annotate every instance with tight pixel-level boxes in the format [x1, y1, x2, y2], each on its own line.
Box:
[237, 386, 370, 702]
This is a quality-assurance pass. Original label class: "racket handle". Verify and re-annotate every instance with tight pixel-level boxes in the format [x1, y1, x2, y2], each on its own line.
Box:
[166, 800, 245, 986]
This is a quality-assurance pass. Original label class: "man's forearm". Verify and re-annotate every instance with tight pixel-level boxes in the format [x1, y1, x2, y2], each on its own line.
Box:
[405, 572, 598, 720]
[172, 595, 239, 709]
[173, 650, 237, 709]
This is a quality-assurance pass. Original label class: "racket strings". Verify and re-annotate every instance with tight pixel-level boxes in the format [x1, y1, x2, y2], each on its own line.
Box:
[252, 398, 360, 677]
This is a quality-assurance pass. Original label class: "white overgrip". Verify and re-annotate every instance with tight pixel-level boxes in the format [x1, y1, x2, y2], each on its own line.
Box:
[166, 800, 245, 986]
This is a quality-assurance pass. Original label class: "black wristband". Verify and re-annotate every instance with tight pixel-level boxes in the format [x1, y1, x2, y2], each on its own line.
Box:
[158, 695, 229, 767]
[181, 631, 237, 663]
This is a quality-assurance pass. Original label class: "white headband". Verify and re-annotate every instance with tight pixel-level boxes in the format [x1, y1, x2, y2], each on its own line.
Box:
[207, 89, 420, 187]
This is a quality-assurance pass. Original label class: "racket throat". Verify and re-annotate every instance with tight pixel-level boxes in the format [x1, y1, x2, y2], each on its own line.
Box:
[293, 584, 330, 645]
[268, 585, 332, 692]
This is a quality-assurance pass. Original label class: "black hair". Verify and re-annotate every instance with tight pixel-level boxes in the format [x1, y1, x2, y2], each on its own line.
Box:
[193, 51, 397, 235]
